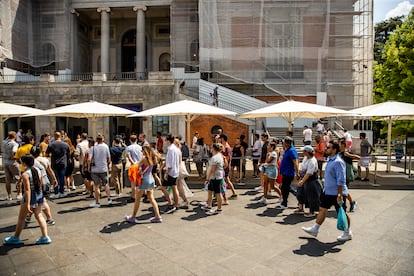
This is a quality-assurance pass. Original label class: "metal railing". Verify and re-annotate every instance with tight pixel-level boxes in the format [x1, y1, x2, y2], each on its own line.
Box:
[0, 71, 148, 83]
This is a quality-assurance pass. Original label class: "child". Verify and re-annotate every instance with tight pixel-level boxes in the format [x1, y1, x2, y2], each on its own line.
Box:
[4, 155, 52, 245]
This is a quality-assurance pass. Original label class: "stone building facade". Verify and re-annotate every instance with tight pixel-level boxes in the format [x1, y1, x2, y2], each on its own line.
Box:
[0, 0, 373, 144]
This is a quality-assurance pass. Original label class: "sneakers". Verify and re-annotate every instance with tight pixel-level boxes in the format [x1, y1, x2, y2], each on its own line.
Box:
[337, 230, 353, 242]
[89, 202, 101, 208]
[25, 216, 32, 223]
[165, 205, 177, 214]
[46, 219, 55, 225]
[206, 208, 222, 216]
[150, 217, 163, 223]
[229, 194, 238, 200]
[350, 201, 357, 212]
[70, 185, 76, 190]
[4, 236, 23, 245]
[50, 193, 67, 199]
[1, 195, 13, 201]
[179, 201, 189, 209]
[276, 204, 288, 210]
[257, 197, 268, 205]
[35, 236, 52, 245]
[16, 194, 23, 200]
[79, 184, 86, 189]
[254, 186, 263, 191]
[49, 193, 59, 199]
[124, 215, 136, 223]
[301, 226, 318, 237]
[108, 199, 113, 205]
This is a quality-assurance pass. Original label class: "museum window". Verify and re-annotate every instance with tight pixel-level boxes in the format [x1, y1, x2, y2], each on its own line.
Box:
[152, 116, 169, 136]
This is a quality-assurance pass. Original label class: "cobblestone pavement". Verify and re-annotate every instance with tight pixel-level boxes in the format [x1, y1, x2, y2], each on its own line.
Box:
[0, 170, 413, 275]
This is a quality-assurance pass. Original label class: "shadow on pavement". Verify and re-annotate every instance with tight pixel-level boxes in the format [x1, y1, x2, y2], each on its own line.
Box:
[57, 206, 90, 214]
[276, 213, 315, 225]
[256, 207, 283, 218]
[181, 207, 208, 221]
[293, 237, 344, 257]
[100, 221, 136, 234]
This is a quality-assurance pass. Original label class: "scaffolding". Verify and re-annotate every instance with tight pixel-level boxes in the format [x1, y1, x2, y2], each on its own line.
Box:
[171, 0, 373, 109]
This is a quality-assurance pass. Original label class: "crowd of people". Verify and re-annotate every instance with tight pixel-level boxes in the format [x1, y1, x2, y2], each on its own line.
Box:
[2, 124, 384, 245]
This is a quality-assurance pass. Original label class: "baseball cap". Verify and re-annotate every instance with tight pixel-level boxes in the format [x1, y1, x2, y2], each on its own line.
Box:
[303, 145, 314, 153]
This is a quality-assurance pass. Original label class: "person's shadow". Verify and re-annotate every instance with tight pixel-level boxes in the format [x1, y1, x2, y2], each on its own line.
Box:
[293, 237, 344, 257]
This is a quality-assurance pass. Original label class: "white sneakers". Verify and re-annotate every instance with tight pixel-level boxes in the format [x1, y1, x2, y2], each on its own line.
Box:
[337, 230, 353, 242]
[301, 226, 318, 237]
[302, 226, 353, 242]
[257, 197, 268, 205]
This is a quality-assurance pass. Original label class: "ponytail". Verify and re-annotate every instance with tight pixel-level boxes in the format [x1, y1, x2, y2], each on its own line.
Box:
[30, 167, 41, 194]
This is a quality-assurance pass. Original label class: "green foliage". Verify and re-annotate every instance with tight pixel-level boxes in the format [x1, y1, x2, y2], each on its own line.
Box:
[373, 9, 414, 135]
[374, 16, 404, 63]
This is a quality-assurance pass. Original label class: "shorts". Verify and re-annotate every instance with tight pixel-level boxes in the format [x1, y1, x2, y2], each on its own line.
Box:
[151, 165, 158, 174]
[317, 160, 324, 171]
[4, 163, 20, 183]
[252, 156, 260, 165]
[224, 168, 229, 178]
[138, 173, 155, 191]
[320, 193, 347, 212]
[208, 179, 225, 194]
[264, 165, 277, 179]
[80, 165, 92, 180]
[358, 157, 370, 168]
[91, 172, 108, 186]
[162, 175, 177, 186]
[231, 159, 240, 167]
[22, 190, 44, 208]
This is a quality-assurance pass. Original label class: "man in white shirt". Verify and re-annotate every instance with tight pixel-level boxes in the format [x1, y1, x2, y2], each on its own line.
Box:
[192, 131, 199, 149]
[88, 133, 112, 208]
[303, 125, 313, 145]
[160, 134, 180, 214]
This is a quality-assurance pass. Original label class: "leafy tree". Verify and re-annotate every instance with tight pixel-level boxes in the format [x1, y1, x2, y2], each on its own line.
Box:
[374, 16, 404, 63]
[373, 9, 414, 136]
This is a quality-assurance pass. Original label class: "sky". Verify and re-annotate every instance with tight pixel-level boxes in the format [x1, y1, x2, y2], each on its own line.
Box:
[374, 0, 414, 23]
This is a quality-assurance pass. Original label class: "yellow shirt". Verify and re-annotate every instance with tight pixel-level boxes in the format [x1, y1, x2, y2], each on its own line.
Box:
[14, 144, 33, 172]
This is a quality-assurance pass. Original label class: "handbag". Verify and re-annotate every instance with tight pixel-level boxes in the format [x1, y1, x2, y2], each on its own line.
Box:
[179, 162, 189, 178]
[337, 203, 348, 231]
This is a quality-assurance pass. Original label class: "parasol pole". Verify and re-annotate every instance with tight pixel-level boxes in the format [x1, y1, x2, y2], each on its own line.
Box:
[386, 116, 392, 172]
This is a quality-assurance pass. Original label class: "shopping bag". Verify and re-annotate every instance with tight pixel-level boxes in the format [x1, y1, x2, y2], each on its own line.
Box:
[337, 203, 348, 231]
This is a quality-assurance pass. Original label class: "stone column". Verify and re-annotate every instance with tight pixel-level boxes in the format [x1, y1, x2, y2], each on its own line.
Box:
[70, 9, 79, 74]
[97, 7, 111, 77]
[133, 6, 147, 79]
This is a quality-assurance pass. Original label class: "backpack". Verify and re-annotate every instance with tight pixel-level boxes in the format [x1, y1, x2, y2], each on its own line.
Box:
[181, 143, 189, 160]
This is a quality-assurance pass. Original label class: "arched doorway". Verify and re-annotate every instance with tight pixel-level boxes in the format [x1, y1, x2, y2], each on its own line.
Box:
[159, 53, 170, 71]
[121, 30, 136, 72]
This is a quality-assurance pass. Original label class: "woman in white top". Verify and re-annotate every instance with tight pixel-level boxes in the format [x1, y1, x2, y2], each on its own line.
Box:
[203, 143, 225, 215]
[257, 142, 280, 205]
[295, 145, 321, 217]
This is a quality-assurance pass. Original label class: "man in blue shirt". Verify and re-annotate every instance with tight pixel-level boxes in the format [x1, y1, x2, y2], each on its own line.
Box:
[277, 136, 299, 209]
[302, 140, 353, 242]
